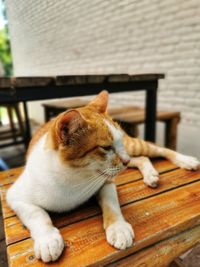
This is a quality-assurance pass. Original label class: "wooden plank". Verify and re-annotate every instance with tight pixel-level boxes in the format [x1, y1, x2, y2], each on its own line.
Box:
[42, 102, 139, 115]
[0, 160, 177, 220]
[56, 75, 106, 85]
[165, 116, 180, 150]
[0, 167, 23, 187]
[113, 110, 180, 124]
[109, 225, 200, 267]
[0, 77, 54, 89]
[56, 74, 165, 86]
[42, 98, 89, 109]
[0, 159, 175, 188]
[0, 74, 164, 89]
[4, 168, 200, 246]
[115, 159, 177, 186]
[7, 181, 200, 266]
[0, 184, 14, 219]
[107, 73, 165, 82]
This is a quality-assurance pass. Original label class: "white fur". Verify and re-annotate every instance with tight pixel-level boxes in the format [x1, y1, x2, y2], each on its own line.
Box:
[174, 153, 200, 170]
[7, 134, 109, 213]
[97, 181, 134, 250]
[7, 129, 127, 262]
[106, 220, 134, 249]
[7, 117, 199, 262]
[104, 119, 130, 163]
[34, 227, 64, 262]
[129, 157, 159, 188]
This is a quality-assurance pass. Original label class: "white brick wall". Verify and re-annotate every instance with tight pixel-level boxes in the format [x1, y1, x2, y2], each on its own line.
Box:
[5, 0, 200, 156]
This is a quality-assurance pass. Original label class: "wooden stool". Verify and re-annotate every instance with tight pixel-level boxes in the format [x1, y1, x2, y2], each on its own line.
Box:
[0, 159, 200, 266]
[111, 108, 181, 150]
[42, 99, 181, 150]
[0, 103, 25, 148]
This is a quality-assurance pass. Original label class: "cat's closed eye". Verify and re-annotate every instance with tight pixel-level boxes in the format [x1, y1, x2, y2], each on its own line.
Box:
[100, 146, 113, 151]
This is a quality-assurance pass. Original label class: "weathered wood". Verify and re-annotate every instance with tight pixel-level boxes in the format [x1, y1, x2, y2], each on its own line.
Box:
[3, 167, 200, 246]
[6, 181, 200, 266]
[0, 167, 23, 187]
[0, 74, 164, 89]
[42, 98, 89, 109]
[1, 160, 200, 266]
[0, 74, 163, 142]
[0, 77, 54, 89]
[112, 110, 180, 124]
[0, 160, 177, 220]
[51, 74, 165, 86]
[165, 116, 180, 150]
[108, 225, 200, 267]
[0, 160, 174, 188]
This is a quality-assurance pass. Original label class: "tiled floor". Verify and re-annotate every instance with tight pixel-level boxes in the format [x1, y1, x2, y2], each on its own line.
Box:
[0, 143, 200, 266]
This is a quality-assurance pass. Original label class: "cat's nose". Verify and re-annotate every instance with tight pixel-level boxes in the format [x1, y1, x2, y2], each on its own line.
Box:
[121, 156, 130, 166]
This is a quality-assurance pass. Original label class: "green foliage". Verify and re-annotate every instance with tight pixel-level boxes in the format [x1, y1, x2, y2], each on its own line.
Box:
[0, 26, 12, 76]
[0, 0, 13, 76]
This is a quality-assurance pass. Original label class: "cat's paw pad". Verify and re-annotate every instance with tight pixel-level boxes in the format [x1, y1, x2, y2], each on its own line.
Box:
[106, 220, 134, 250]
[143, 169, 159, 188]
[34, 227, 65, 262]
[175, 154, 200, 170]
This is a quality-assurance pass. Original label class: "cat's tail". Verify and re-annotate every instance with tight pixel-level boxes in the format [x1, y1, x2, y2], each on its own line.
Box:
[123, 133, 200, 170]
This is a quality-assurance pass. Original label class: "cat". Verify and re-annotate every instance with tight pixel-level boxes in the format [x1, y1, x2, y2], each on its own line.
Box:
[7, 91, 199, 263]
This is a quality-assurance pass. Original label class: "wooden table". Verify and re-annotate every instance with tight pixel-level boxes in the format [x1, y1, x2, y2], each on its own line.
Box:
[1, 159, 200, 266]
[0, 74, 164, 143]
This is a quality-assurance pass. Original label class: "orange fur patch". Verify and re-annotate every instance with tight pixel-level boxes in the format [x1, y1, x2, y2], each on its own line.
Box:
[26, 91, 115, 163]
[102, 203, 118, 229]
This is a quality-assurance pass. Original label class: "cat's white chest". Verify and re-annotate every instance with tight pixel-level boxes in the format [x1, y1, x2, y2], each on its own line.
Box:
[31, 171, 106, 212]
[11, 134, 107, 212]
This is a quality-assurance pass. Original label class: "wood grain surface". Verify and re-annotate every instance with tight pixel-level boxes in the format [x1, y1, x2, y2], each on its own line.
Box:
[0, 159, 200, 267]
[0, 74, 165, 89]
[108, 225, 200, 267]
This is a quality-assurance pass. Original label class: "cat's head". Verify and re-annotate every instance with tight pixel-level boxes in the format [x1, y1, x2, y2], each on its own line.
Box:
[49, 91, 130, 179]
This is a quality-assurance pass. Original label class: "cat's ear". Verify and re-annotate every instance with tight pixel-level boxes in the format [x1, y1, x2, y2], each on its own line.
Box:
[88, 90, 109, 113]
[57, 110, 86, 143]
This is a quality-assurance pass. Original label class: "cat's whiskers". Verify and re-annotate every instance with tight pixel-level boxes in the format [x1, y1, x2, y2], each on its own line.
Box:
[76, 172, 106, 202]
[70, 161, 110, 188]
[72, 171, 105, 187]
[99, 166, 121, 178]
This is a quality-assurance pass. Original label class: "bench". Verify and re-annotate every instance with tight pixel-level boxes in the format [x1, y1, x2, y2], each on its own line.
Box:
[43, 100, 181, 149]
[111, 107, 181, 150]
[1, 159, 200, 266]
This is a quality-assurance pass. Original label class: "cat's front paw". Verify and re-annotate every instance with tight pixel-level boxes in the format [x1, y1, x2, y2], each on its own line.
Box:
[175, 154, 200, 170]
[34, 227, 65, 262]
[106, 220, 134, 250]
[143, 168, 159, 188]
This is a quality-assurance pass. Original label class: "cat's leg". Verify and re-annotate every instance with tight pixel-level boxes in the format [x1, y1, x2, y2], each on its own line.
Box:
[152, 146, 200, 170]
[123, 135, 200, 171]
[97, 182, 134, 250]
[6, 196, 64, 262]
[128, 156, 159, 188]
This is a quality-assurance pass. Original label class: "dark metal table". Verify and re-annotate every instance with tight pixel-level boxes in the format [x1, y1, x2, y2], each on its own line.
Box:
[0, 74, 164, 147]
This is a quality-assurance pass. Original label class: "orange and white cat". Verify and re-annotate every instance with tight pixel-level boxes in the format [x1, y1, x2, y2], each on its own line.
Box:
[7, 91, 199, 262]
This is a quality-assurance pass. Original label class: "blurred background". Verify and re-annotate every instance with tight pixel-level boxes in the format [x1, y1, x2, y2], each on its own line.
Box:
[0, 2, 200, 266]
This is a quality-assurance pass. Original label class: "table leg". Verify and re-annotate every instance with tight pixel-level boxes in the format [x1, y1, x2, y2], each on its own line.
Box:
[7, 106, 17, 143]
[22, 102, 31, 148]
[44, 107, 50, 122]
[145, 82, 158, 142]
[165, 117, 180, 150]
